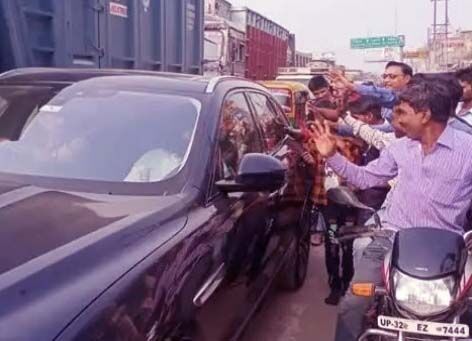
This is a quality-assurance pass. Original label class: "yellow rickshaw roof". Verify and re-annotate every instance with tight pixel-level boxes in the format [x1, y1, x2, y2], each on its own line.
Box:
[260, 80, 310, 92]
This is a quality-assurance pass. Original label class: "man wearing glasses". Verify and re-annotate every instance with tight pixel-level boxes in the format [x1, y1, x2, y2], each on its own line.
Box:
[380, 61, 413, 92]
[330, 61, 413, 123]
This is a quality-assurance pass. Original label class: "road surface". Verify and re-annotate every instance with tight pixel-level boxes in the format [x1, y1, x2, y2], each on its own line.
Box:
[242, 246, 337, 341]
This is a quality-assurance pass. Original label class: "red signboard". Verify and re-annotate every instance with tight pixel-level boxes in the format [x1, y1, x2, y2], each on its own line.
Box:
[109, 2, 128, 18]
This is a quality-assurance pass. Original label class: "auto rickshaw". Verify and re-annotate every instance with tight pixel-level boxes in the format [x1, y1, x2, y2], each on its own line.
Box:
[261, 81, 311, 128]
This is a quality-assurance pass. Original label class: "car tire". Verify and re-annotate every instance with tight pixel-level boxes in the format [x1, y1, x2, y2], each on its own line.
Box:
[277, 216, 311, 291]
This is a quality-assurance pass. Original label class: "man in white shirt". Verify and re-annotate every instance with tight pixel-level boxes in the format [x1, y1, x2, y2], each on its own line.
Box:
[455, 67, 472, 123]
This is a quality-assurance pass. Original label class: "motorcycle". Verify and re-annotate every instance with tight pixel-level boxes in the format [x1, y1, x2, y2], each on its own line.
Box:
[328, 186, 472, 341]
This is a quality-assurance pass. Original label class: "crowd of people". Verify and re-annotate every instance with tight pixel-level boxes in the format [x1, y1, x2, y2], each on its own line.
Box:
[294, 62, 472, 341]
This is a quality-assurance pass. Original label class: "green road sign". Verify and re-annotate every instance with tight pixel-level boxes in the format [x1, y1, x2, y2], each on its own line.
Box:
[350, 35, 405, 49]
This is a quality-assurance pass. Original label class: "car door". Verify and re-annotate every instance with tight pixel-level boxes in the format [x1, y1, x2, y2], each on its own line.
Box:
[247, 90, 310, 207]
[246, 90, 304, 205]
[246, 91, 311, 290]
[192, 91, 276, 341]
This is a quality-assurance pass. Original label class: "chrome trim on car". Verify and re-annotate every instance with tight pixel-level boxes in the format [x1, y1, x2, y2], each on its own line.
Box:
[0, 68, 22, 78]
[193, 263, 226, 307]
[205, 76, 235, 93]
[358, 328, 399, 341]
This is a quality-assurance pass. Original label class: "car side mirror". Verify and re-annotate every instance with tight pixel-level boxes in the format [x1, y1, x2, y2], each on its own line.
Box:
[216, 153, 286, 193]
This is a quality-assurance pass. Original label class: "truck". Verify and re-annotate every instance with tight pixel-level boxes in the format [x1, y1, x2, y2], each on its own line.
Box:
[203, 1, 291, 80]
[231, 7, 290, 80]
[276, 59, 337, 86]
[0, 0, 204, 74]
[203, 15, 246, 77]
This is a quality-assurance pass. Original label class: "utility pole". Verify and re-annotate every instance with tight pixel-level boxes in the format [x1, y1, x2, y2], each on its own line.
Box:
[445, 0, 449, 69]
[430, 0, 450, 71]
[394, 0, 398, 35]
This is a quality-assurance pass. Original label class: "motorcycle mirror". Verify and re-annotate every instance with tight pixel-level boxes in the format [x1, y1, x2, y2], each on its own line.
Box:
[327, 186, 375, 212]
[327, 186, 382, 228]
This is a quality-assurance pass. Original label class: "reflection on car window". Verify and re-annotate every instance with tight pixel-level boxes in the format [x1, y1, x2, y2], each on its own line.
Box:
[124, 148, 182, 183]
[218, 93, 262, 180]
[247, 93, 285, 151]
[0, 83, 199, 183]
[0, 86, 57, 140]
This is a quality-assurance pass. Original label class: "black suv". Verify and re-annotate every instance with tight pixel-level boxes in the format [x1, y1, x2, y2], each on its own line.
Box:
[0, 68, 314, 341]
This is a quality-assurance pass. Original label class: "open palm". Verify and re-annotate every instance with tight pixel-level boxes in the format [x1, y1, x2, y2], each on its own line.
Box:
[308, 121, 337, 158]
[328, 70, 353, 90]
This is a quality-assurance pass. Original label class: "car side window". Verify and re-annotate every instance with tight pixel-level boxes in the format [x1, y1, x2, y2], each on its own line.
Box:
[247, 93, 286, 152]
[217, 92, 263, 180]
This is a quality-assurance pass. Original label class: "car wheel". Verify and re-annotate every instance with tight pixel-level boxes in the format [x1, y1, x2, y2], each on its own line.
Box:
[277, 217, 311, 291]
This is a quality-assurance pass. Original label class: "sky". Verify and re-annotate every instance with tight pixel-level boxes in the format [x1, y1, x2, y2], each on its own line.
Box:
[229, 0, 472, 72]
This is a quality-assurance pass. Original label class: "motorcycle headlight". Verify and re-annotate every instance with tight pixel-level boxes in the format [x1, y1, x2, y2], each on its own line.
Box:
[393, 270, 455, 317]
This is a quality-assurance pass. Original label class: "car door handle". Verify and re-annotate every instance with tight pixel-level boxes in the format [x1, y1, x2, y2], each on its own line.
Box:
[193, 263, 226, 307]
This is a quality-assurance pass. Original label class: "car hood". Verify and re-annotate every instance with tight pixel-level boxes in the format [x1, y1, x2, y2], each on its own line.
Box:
[0, 180, 193, 340]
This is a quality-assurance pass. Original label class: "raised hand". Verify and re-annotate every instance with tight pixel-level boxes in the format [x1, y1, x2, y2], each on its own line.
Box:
[328, 70, 354, 92]
[308, 120, 337, 158]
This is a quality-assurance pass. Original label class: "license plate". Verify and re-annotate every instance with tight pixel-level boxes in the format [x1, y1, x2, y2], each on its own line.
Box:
[378, 315, 469, 337]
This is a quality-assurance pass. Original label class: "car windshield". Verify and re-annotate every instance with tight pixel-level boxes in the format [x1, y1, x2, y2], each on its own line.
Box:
[0, 85, 200, 183]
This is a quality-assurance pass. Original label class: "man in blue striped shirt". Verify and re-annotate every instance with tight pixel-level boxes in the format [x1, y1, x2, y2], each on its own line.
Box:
[310, 81, 472, 341]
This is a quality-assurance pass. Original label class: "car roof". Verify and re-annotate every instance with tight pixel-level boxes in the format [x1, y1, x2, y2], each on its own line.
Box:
[0, 67, 202, 82]
[0, 68, 264, 94]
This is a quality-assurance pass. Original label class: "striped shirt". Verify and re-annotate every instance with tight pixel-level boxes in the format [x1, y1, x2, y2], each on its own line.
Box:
[327, 125, 472, 234]
[342, 115, 396, 150]
[450, 103, 472, 135]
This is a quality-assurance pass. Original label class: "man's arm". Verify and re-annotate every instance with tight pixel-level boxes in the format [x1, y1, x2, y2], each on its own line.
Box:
[354, 84, 397, 109]
[335, 123, 355, 137]
[328, 70, 397, 109]
[343, 115, 396, 150]
[327, 147, 398, 190]
[306, 104, 342, 122]
[308, 119, 397, 189]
